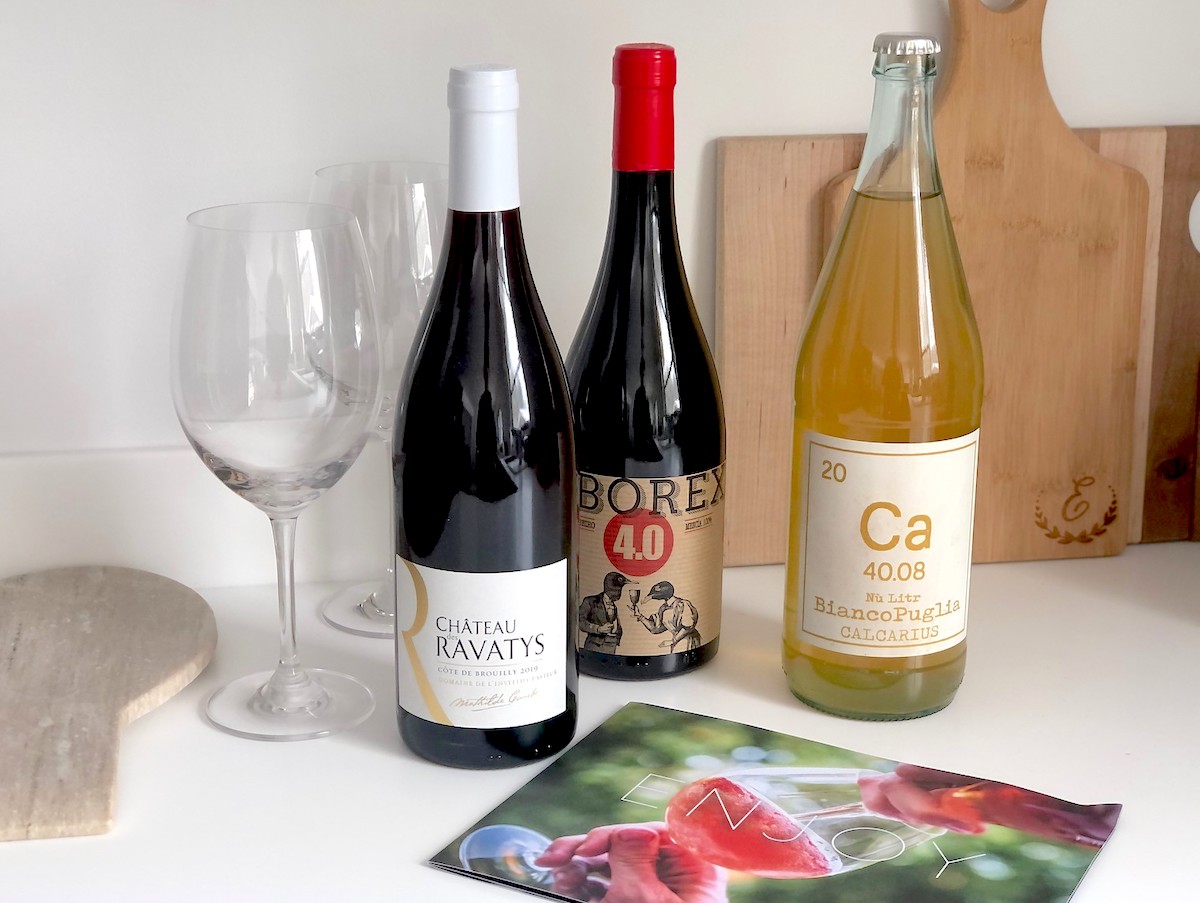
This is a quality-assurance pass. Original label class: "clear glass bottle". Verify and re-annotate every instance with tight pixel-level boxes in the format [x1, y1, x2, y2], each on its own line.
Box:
[782, 34, 983, 719]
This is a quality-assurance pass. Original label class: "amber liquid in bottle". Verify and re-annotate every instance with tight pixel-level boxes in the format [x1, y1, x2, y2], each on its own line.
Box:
[783, 36, 983, 720]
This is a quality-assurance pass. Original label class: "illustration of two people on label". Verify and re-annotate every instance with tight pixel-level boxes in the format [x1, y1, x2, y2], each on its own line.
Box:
[579, 572, 700, 654]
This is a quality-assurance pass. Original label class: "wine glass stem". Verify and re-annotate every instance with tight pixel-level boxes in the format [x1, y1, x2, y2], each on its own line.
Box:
[272, 514, 302, 671]
[259, 514, 328, 713]
[376, 432, 397, 618]
[801, 802, 870, 819]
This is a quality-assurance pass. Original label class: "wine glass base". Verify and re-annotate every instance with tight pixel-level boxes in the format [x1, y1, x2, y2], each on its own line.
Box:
[319, 582, 395, 639]
[206, 669, 375, 741]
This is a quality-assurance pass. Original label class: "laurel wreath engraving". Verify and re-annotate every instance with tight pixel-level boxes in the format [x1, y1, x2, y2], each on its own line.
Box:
[1034, 485, 1119, 544]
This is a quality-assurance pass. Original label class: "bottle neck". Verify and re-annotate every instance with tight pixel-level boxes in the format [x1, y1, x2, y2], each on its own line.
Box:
[605, 170, 679, 260]
[853, 62, 941, 196]
[445, 207, 521, 241]
[449, 107, 520, 212]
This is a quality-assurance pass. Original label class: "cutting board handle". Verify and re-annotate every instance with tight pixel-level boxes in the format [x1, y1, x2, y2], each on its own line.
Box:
[2, 708, 119, 840]
[949, 0, 1048, 29]
[942, 0, 1065, 132]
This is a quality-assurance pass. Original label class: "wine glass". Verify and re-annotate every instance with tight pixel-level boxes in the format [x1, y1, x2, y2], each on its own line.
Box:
[459, 825, 556, 888]
[309, 161, 448, 638]
[458, 767, 943, 888]
[663, 767, 943, 878]
[172, 201, 382, 740]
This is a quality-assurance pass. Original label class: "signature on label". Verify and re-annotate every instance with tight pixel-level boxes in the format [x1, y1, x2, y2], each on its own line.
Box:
[450, 688, 539, 710]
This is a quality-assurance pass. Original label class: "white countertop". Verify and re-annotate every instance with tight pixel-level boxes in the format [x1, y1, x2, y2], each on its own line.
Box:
[2, 542, 1197, 901]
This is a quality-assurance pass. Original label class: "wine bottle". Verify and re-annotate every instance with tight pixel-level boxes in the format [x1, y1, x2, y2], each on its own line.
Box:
[566, 43, 725, 680]
[394, 64, 577, 767]
[783, 34, 984, 719]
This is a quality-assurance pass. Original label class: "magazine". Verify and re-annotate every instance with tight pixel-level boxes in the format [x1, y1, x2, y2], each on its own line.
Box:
[430, 702, 1120, 902]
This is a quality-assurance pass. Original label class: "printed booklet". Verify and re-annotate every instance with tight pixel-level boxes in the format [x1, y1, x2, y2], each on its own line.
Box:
[429, 703, 1120, 902]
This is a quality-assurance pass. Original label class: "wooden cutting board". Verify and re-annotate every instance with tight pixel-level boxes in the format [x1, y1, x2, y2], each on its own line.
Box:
[1132, 126, 1200, 543]
[0, 566, 217, 841]
[716, 0, 1200, 565]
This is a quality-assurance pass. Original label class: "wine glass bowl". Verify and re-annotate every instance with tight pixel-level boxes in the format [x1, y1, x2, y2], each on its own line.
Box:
[664, 768, 942, 878]
[173, 201, 382, 740]
[458, 825, 556, 887]
[309, 161, 449, 638]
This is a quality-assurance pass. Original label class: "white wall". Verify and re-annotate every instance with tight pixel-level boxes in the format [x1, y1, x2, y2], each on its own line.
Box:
[1, 0, 1198, 586]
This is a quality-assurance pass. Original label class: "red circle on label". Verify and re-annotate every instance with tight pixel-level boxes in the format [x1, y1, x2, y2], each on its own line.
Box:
[602, 508, 675, 577]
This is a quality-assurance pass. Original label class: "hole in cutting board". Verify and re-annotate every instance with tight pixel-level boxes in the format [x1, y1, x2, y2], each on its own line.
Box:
[979, 0, 1019, 9]
[1190, 191, 1200, 254]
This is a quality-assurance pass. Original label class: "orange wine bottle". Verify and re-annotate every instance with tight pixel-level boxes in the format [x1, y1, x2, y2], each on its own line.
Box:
[783, 34, 983, 719]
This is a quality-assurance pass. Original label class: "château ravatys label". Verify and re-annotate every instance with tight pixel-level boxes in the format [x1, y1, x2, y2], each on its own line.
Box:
[395, 559, 568, 729]
[795, 430, 979, 658]
[574, 465, 725, 657]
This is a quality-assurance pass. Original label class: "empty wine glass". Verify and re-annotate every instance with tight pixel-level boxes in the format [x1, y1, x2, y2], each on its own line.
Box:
[172, 201, 382, 740]
[309, 161, 448, 638]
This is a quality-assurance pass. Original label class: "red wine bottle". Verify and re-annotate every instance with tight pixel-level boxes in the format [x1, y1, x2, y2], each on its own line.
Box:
[394, 64, 577, 767]
[566, 44, 725, 680]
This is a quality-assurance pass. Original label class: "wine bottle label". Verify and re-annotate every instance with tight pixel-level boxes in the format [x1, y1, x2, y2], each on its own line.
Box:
[793, 430, 979, 658]
[574, 465, 725, 657]
[395, 558, 568, 729]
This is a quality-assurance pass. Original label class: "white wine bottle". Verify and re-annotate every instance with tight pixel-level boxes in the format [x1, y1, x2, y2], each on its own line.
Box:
[783, 34, 983, 720]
